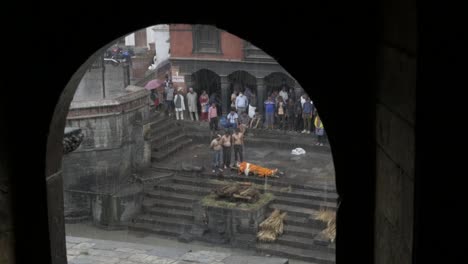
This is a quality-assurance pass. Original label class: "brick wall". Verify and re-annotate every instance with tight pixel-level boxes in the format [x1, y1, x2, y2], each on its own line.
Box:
[374, 0, 416, 263]
[170, 24, 243, 60]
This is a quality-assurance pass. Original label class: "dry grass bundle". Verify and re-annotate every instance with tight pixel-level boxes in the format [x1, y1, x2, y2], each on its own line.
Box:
[314, 208, 336, 242]
[257, 210, 287, 242]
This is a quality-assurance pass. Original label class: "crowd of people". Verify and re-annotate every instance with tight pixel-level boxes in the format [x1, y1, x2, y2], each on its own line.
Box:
[150, 79, 327, 173]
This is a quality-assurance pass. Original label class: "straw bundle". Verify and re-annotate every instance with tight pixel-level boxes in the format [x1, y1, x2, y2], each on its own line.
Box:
[257, 209, 287, 242]
[314, 208, 336, 242]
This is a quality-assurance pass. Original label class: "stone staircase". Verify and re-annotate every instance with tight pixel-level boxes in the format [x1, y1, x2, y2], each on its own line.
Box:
[129, 167, 337, 264]
[129, 111, 336, 263]
[147, 112, 193, 163]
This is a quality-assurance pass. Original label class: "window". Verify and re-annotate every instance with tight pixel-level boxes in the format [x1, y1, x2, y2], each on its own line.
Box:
[192, 25, 222, 54]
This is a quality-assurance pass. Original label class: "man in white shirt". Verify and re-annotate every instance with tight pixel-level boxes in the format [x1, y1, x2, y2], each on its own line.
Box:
[186, 87, 199, 121]
[226, 108, 238, 129]
[279, 86, 289, 102]
[173, 89, 186, 120]
[235, 92, 248, 115]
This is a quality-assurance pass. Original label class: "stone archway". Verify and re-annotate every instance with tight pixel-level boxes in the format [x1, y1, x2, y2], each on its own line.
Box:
[227, 70, 257, 110]
[191, 69, 222, 116]
[264, 72, 296, 98]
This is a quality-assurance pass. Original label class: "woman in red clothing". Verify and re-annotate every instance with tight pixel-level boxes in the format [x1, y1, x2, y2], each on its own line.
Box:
[199, 90, 209, 121]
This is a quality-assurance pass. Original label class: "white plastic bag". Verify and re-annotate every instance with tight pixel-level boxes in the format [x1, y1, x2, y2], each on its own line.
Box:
[291, 148, 306, 155]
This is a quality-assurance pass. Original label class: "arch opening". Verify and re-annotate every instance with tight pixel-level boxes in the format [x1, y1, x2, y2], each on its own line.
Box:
[47, 23, 338, 264]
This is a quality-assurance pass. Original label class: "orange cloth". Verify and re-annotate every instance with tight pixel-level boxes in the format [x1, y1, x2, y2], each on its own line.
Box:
[238, 161, 278, 177]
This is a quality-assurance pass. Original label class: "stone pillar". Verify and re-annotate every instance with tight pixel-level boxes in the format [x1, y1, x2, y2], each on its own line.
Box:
[220, 75, 230, 115]
[256, 77, 265, 114]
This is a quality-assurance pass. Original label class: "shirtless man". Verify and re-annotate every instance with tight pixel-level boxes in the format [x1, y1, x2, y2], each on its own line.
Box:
[209, 134, 223, 173]
[221, 131, 233, 169]
[232, 128, 244, 166]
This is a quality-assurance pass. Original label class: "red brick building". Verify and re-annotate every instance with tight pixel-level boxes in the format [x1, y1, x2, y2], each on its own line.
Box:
[140, 24, 304, 114]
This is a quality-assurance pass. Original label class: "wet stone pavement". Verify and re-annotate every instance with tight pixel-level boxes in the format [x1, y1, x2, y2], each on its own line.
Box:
[66, 236, 288, 264]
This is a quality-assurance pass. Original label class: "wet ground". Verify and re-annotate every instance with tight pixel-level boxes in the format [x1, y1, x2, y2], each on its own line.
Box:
[153, 143, 336, 187]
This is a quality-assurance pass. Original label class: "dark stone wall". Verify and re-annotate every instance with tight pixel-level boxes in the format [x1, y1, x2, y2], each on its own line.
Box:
[62, 97, 149, 220]
[374, 0, 416, 263]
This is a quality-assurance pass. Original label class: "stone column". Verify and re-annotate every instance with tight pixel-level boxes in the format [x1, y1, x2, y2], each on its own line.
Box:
[256, 77, 265, 114]
[220, 75, 230, 115]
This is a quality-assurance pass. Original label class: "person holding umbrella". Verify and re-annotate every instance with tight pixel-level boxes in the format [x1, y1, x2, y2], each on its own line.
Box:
[144, 79, 164, 112]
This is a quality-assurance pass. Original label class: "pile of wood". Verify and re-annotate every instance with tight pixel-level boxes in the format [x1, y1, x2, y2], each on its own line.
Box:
[314, 209, 336, 243]
[214, 182, 260, 202]
[257, 209, 287, 242]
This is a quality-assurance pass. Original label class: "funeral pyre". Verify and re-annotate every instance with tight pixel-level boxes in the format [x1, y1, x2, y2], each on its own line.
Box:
[257, 209, 287, 242]
[214, 182, 261, 202]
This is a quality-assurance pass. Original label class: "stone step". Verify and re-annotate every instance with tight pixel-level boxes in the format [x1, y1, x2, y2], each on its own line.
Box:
[161, 168, 336, 193]
[128, 222, 185, 238]
[151, 138, 192, 162]
[138, 170, 174, 185]
[276, 234, 332, 252]
[150, 123, 181, 144]
[144, 207, 194, 221]
[153, 134, 187, 152]
[283, 225, 321, 239]
[271, 188, 338, 203]
[172, 175, 337, 203]
[256, 243, 335, 264]
[153, 182, 211, 196]
[142, 198, 193, 211]
[145, 190, 202, 203]
[270, 203, 319, 218]
[148, 111, 167, 125]
[283, 215, 312, 228]
[273, 196, 337, 211]
[132, 214, 193, 229]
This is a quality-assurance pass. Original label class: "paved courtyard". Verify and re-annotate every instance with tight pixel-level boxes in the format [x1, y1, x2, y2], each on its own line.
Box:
[66, 236, 289, 264]
[66, 223, 314, 264]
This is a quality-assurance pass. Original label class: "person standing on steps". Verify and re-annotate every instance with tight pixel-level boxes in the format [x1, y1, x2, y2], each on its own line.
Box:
[186, 87, 199, 121]
[199, 90, 209, 121]
[232, 128, 245, 167]
[165, 82, 175, 117]
[208, 103, 219, 137]
[235, 91, 248, 115]
[314, 114, 325, 146]
[173, 89, 186, 120]
[264, 96, 275, 130]
[210, 134, 223, 173]
[221, 130, 233, 170]
[286, 98, 296, 131]
[302, 96, 313, 134]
